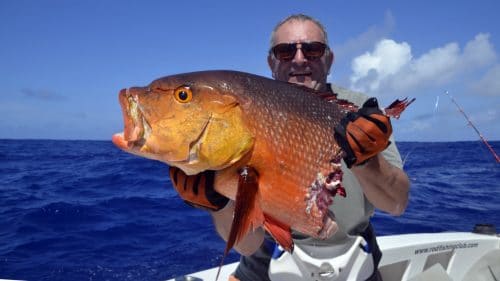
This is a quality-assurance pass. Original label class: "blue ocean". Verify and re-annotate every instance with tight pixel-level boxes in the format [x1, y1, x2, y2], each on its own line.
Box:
[0, 140, 499, 280]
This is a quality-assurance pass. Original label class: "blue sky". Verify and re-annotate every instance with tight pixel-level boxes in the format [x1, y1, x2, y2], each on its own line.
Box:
[1, 0, 499, 142]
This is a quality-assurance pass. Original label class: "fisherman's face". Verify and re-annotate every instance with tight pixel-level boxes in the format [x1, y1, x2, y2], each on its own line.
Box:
[268, 20, 334, 91]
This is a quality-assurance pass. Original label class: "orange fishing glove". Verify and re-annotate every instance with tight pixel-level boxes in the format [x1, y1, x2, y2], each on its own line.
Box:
[169, 166, 229, 211]
[334, 97, 392, 168]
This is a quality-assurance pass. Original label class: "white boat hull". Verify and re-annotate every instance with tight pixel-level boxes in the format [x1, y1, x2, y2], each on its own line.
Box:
[169, 230, 500, 281]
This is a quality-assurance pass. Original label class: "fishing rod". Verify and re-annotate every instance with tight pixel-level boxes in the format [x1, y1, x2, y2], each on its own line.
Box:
[444, 91, 500, 163]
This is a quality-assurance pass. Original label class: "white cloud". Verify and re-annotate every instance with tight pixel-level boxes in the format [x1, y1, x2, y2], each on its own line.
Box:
[471, 108, 499, 123]
[470, 64, 500, 96]
[333, 10, 395, 60]
[406, 120, 431, 132]
[462, 33, 497, 67]
[349, 33, 497, 96]
[350, 39, 412, 92]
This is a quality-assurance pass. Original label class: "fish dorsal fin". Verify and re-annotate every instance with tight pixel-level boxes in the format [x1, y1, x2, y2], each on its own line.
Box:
[321, 92, 360, 112]
[332, 97, 358, 111]
[384, 97, 416, 119]
[216, 166, 264, 281]
[316, 89, 415, 118]
[294, 85, 359, 112]
[263, 214, 293, 252]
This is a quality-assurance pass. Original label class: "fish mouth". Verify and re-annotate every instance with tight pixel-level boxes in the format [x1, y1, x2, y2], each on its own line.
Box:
[112, 88, 152, 151]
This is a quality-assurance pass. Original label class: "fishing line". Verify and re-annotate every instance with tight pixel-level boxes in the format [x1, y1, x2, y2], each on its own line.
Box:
[402, 150, 412, 168]
[444, 90, 500, 163]
[403, 95, 440, 167]
[434, 95, 440, 115]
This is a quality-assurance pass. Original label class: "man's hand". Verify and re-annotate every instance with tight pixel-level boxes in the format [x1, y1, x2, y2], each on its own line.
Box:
[334, 97, 392, 168]
[169, 166, 229, 211]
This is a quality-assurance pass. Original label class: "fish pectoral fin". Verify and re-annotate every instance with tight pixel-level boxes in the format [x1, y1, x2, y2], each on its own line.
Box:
[216, 166, 263, 281]
[225, 166, 293, 253]
[225, 166, 263, 254]
[263, 214, 293, 252]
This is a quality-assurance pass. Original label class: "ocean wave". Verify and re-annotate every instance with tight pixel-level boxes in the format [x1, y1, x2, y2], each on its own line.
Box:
[0, 140, 498, 280]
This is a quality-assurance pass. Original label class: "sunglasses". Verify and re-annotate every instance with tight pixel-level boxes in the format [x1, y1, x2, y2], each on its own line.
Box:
[271, 41, 328, 61]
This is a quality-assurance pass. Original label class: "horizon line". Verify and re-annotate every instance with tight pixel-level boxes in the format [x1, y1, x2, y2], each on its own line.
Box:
[0, 138, 498, 143]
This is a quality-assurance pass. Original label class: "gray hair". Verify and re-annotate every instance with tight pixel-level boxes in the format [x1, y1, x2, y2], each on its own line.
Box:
[269, 14, 329, 49]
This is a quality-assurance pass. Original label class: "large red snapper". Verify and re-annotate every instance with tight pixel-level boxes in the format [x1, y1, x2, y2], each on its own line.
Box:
[112, 70, 412, 254]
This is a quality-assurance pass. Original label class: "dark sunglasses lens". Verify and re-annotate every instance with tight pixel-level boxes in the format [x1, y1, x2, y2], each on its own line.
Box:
[302, 42, 326, 59]
[272, 44, 297, 61]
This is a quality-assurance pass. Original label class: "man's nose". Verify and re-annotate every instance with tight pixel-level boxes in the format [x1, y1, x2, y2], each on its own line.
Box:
[292, 47, 307, 65]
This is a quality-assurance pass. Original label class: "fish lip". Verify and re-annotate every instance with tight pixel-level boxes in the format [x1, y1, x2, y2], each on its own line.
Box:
[117, 88, 151, 149]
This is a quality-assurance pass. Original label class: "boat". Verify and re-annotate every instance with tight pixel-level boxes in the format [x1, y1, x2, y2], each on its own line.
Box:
[169, 224, 499, 281]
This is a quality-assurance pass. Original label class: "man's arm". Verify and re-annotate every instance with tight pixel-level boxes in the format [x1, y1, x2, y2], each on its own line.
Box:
[210, 201, 265, 256]
[334, 98, 410, 216]
[351, 153, 410, 215]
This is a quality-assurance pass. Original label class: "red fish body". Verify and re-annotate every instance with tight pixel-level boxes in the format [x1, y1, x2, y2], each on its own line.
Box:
[112, 70, 412, 252]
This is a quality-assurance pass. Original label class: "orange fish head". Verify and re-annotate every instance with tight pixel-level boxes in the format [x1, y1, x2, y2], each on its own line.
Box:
[112, 74, 255, 175]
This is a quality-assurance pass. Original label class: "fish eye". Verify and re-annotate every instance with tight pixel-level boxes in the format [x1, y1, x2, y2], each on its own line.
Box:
[173, 86, 192, 103]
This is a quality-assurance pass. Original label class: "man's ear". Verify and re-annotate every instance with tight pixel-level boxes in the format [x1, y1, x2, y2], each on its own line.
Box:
[326, 49, 334, 71]
[267, 54, 276, 78]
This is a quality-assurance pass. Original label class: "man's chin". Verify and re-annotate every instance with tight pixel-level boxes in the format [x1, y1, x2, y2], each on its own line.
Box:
[288, 77, 319, 90]
[289, 76, 313, 87]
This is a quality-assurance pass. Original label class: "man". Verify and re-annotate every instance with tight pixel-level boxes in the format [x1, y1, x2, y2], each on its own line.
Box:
[171, 14, 410, 281]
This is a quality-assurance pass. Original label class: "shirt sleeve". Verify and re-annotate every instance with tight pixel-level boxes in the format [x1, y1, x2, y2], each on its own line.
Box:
[382, 135, 404, 169]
